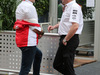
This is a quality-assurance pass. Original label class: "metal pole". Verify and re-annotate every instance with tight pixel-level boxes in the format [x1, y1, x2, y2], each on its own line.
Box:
[94, 0, 100, 61]
[49, 0, 58, 33]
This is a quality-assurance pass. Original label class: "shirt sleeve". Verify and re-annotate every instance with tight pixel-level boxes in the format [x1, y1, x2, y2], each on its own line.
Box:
[24, 5, 41, 31]
[24, 6, 37, 19]
[69, 6, 80, 24]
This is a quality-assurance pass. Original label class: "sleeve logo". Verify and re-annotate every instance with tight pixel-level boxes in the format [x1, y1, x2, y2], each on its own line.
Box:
[73, 10, 77, 14]
[72, 15, 76, 19]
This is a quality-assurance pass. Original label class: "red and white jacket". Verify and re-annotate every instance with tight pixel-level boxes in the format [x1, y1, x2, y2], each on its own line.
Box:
[14, 20, 41, 47]
[15, 0, 41, 47]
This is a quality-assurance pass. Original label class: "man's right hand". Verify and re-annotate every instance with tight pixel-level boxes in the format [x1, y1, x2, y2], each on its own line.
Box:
[38, 34, 43, 39]
[48, 25, 54, 32]
[34, 30, 44, 39]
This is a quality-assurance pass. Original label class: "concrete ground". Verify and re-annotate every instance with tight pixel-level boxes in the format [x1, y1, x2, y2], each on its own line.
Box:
[0, 56, 98, 75]
[75, 61, 100, 75]
[1, 62, 100, 75]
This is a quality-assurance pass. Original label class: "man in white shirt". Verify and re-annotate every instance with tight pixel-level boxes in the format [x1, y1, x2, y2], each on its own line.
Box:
[15, 0, 43, 75]
[48, 0, 83, 75]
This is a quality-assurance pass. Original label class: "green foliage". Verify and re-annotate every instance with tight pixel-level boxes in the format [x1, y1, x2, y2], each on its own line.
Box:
[34, 0, 49, 16]
[76, 0, 94, 19]
[0, 0, 20, 30]
[0, 0, 49, 30]
[0, 20, 2, 30]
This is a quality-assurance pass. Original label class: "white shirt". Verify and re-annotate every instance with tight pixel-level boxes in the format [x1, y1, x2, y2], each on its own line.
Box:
[58, 1, 83, 35]
[16, 1, 41, 31]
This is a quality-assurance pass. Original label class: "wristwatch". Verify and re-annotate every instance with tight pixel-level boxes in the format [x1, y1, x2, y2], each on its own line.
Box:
[63, 39, 68, 43]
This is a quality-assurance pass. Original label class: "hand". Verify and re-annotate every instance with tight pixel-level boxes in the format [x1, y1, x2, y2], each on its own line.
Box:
[38, 30, 44, 39]
[62, 39, 67, 46]
[48, 25, 54, 32]
[38, 34, 43, 39]
[40, 30, 44, 35]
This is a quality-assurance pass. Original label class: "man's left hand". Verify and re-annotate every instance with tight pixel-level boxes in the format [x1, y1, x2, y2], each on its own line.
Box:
[63, 39, 67, 46]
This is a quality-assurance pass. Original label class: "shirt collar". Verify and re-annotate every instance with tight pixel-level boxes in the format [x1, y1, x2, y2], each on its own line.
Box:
[23, 0, 33, 5]
[66, 1, 75, 7]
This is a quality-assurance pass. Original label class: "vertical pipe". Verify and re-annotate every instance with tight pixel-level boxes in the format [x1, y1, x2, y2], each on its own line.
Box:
[49, 0, 58, 33]
[94, 0, 100, 61]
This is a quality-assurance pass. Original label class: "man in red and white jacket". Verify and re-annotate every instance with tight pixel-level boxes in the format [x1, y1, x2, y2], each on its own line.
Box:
[14, 0, 43, 75]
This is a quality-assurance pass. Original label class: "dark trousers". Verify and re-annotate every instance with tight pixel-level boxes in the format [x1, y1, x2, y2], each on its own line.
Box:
[53, 34, 79, 75]
[19, 46, 42, 75]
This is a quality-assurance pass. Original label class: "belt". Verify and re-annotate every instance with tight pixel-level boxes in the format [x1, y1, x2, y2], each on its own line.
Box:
[60, 34, 79, 38]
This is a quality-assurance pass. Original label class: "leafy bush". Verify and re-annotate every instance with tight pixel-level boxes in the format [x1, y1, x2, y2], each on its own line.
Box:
[0, 0, 49, 30]
[34, 0, 49, 16]
[34, 0, 49, 22]
[0, 0, 18, 30]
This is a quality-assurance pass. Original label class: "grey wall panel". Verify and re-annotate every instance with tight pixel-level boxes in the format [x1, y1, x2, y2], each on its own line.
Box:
[79, 21, 94, 45]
